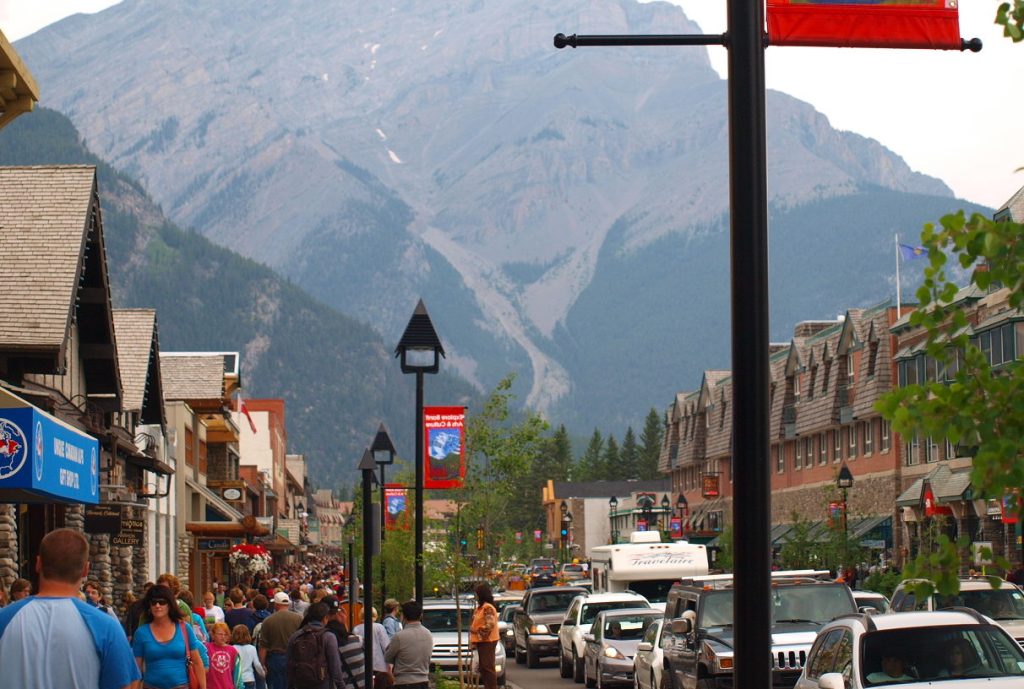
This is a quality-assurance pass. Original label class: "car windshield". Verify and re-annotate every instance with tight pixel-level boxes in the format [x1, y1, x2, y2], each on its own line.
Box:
[422, 607, 474, 632]
[860, 625, 1024, 685]
[625, 580, 674, 605]
[581, 601, 649, 625]
[500, 606, 520, 622]
[529, 591, 579, 613]
[935, 588, 1024, 620]
[602, 614, 659, 641]
[699, 585, 854, 628]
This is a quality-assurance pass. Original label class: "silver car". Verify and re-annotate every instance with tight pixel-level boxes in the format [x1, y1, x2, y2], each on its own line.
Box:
[583, 609, 662, 689]
[421, 600, 507, 686]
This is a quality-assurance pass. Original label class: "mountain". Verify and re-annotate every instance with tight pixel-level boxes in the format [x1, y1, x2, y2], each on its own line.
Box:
[15, 0, 984, 433]
[0, 108, 477, 488]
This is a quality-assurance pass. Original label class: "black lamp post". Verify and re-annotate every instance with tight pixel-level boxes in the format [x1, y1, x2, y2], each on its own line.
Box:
[565, 510, 574, 558]
[346, 533, 356, 629]
[676, 493, 689, 536]
[395, 299, 445, 606]
[371, 423, 396, 609]
[837, 464, 854, 542]
[358, 448, 377, 668]
[660, 494, 671, 532]
[559, 500, 569, 562]
[638, 493, 655, 531]
[608, 496, 619, 544]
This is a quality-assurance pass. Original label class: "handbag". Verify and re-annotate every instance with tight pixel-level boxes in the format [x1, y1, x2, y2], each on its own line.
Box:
[180, 621, 203, 689]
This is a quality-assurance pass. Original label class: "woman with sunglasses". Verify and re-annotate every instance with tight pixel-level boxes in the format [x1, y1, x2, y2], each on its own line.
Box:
[132, 584, 209, 689]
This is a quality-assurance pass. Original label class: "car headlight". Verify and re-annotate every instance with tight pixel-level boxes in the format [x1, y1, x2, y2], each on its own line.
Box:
[604, 646, 626, 659]
[505, 629, 514, 636]
[530, 624, 549, 634]
[703, 642, 733, 671]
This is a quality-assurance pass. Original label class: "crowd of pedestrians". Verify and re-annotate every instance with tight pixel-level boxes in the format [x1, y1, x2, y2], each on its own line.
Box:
[0, 530, 450, 689]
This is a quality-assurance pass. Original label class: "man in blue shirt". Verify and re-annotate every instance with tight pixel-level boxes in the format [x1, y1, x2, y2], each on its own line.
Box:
[0, 527, 140, 689]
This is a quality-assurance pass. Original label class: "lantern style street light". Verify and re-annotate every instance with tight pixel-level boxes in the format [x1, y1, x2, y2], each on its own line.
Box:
[660, 494, 671, 531]
[395, 299, 445, 605]
[676, 493, 689, 535]
[837, 464, 854, 540]
[371, 423, 396, 608]
[608, 496, 619, 544]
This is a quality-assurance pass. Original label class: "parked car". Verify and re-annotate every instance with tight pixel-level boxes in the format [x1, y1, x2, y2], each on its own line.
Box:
[853, 590, 890, 615]
[558, 591, 651, 682]
[513, 585, 588, 668]
[891, 576, 1024, 646]
[499, 603, 520, 656]
[633, 618, 666, 689]
[421, 599, 507, 685]
[582, 609, 662, 689]
[794, 608, 1024, 688]
[661, 570, 858, 689]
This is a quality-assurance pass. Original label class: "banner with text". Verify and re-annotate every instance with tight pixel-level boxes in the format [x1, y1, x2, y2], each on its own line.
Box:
[767, 0, 961, 50]
[424, 406, 466, 489]
[385, 484, 410, 530]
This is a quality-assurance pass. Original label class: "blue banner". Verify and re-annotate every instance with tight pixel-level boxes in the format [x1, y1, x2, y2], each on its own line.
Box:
[0, 406, 100, 504]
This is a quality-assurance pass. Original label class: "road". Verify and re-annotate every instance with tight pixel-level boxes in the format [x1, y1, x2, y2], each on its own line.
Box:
[507, 655, 565, 689]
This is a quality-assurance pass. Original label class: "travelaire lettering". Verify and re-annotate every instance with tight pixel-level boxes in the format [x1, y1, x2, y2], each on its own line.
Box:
[53, 438, 85, 464]
[628, 553, 695, 566]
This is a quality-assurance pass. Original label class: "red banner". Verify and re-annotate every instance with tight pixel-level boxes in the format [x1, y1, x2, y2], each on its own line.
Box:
[424, 406, 466, 489]
[384, 484, 409, 531]
[766, 0, 961, 50]
[923, 484, 953, 516]
[1002, 491, 1021, 525]
[670, 517, 683, 539]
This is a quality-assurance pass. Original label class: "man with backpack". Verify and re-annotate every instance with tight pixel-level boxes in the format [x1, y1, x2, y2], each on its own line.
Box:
[287, 602, 346, 689]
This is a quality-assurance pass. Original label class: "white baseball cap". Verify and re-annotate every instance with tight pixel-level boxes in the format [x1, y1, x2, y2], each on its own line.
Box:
[273, 591, 291, 605]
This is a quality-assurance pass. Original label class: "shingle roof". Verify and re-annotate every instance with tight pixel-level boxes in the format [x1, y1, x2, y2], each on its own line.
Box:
[997, 184, 1024, 222]
[552, 480, 671, 499]
[160, 353, 225, 401]
[0, 166, 95, 349]
[113, 309, 157, 413]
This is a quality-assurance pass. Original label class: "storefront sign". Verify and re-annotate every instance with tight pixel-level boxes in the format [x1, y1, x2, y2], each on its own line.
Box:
[198, 539, 235, 550]
[84, 505, 122, 533]
[0, 406, 99, 504]
[423, 406, 466, 489]
[112, 517, 144, 546]
[701, 473, 720, 498]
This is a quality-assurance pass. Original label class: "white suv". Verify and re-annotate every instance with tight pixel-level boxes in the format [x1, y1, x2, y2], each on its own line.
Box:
[558, 591, 650, 683]
[891, 576, 1024, 647]
[795, 608, 1024, 688]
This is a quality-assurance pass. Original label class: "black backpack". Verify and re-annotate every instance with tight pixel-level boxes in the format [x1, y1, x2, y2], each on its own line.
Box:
[288, 626, 329, 688]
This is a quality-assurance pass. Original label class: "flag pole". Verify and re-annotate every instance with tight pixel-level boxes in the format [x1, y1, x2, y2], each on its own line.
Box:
[895, 234, 902, 319]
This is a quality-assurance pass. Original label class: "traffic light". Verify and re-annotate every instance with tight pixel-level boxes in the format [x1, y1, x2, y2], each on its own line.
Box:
[460, 536, 468, 555]
[476, 527, 485, 550]
[560, 526, 568, 538]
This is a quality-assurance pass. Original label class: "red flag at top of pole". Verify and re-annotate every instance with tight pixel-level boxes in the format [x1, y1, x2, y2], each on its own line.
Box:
[236, 391, 258, 434]
[766, 0, 962, 50]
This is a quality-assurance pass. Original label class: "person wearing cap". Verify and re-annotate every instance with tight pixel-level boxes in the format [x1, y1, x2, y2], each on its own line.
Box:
[259, 591, 302, 689]
[324, 596, 367, 689]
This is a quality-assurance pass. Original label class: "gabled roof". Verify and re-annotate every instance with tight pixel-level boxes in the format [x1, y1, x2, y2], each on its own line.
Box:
[160, 353, 226, 401]
[113, 309, 165, 425]
[995, 183, 1024, 223]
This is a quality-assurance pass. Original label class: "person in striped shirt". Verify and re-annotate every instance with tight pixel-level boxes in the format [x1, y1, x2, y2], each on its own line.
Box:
[323, 596, 367, 689]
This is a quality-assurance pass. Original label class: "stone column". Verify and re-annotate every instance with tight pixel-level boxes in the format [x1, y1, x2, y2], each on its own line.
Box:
[131, 506, 148, 595]
[0, 504, 18, 590]
[66, 503, 85, 532]
[89, 533, 113, 603]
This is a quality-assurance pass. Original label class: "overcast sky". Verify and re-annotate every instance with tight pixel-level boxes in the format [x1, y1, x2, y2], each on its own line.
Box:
[1, 0, 1020, 210]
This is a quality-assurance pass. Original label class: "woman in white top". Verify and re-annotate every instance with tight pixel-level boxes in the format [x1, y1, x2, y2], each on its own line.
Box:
[231, 624, 265, 689]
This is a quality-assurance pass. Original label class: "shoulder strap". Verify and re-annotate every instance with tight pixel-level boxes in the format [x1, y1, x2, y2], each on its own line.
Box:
[180, 621, 192, 661]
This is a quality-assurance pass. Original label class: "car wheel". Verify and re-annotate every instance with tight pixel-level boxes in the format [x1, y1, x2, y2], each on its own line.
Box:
[585, 658, 597, 688]
[526, 642, 540, 669]
[560, 648, 573, 678]
[515, 643, 525, 665]
[574, 650, 585, 684]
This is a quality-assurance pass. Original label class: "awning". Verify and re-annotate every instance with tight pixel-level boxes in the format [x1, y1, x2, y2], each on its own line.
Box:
[850, 515, 890, 540]
[125, 449, 174, 476]
[186, 477, 245, 521]
[0, 386, 100, 504]
[770, 523, 795, 546]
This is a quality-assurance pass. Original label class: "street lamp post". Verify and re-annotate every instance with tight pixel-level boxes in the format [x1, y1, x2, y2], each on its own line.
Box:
[371, 423, 397, 609]
[565, 510, 574, 559]
[395, 299, 445, 606]
[676, 493, 689, 537]
[660, 494, 670, 533]
[837, 464, 854, 544]
[347, 534, 356, 629]
[559, 500, 569, 562]
[359, 448, 377, 671]
[608, 496, 619, 544]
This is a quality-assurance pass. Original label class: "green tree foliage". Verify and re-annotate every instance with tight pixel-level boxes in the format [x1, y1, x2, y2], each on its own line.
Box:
[877, 210, 1024, 588]
[777, 513, 822, 570]
[997, 0, 1024, 40]
[602, 435, 621, 479]
[574, 430, 604, 481]
[638, 408, 664, 479]
[536, 425, 573, 482]
[619, 428, 640, 481]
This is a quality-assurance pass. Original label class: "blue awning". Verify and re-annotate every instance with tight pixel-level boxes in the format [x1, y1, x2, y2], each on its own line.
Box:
[0, 387, 100, 504]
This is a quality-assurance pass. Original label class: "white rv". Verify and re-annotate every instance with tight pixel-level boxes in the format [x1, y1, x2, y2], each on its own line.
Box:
[589, 531, 709, 610]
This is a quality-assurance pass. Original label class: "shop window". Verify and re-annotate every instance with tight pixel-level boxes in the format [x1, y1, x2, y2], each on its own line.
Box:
[881, 420, 891, 452]
[863, 420, 873, 456]
[848, 425, 858, 459]
[819, 432, 828, 465]
[795, 439, 803, 470]
[804, 436, 814, 468]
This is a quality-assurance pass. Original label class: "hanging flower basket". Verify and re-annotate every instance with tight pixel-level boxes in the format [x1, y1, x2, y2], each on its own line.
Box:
[229, 543, 272, 576]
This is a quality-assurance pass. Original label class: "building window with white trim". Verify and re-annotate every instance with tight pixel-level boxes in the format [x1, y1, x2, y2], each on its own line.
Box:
[880, 419, 891, 452]
[905, 435, 920, 466]
[862, 420, 873, 456]
[795, 439, 803, 470]
[804, 436, 814, 468]
[848, 424, 858, 459]
[834, 429, 842, 462]
[819, 432, 828, 465]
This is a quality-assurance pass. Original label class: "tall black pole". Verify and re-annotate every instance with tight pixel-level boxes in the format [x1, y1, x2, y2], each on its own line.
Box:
[380, 463, 387, 609]
[361, 450, 375, 675]
[727, 0, 771, 687]
[348, 539, 355, 630]
[415, 370, 425, 606]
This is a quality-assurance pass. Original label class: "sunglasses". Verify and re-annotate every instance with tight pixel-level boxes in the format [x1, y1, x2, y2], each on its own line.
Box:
[150, 599, 170, 607]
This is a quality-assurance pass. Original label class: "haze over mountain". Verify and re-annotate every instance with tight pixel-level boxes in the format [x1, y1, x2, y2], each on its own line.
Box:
[16, 0, 983, 432]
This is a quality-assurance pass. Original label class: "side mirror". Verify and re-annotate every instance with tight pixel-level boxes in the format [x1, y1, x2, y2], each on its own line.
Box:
[583, 633, 595, 643]
[858, 606, 877, 615]
[637, 642, 653, 652]
[670, 618, 692, 635]
[818, 673, 845, 689]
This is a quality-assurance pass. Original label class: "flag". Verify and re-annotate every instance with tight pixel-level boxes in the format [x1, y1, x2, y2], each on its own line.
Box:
[899, 243, 926, 261]
[767, 0, 962, 50]
[236, 391, 257, 434]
